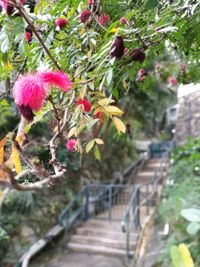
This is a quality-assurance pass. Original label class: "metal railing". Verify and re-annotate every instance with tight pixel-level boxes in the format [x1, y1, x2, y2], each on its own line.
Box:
[120, 157, 169, 259]
[59, 158, 145, 247]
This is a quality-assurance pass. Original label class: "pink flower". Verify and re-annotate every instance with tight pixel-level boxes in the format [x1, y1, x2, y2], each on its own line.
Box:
[136, 69, 148, 82]
[0, 0, 14, 15]
[0, 0, 8, 9]
[56, 18, 68, 29]
[37, 71, 72, 92]
[120, 17, 127, 25]
[181, 63, 187, 72]
[25, 32, 32, 43]
[76, 99, 91, 112]
[168, 76, 177, 86]
[0, 0, 26, 15]
[66, 139, 77, 152]
[99, 14, 109, 26]
[13, 75, 46, 111]
[88, 0, 93, 5]
[80, 9, 91, 23]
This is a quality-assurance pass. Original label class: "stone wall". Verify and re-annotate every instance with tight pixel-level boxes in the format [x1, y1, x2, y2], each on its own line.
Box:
[175, 87, 200, 146]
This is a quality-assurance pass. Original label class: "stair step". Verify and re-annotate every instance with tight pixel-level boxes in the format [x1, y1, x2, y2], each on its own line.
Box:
[85, 220, 124, 230]
[76, 227, 138, 241]
[68, 242, 133, 257]
[137, 172, 155, 177]
[70, 235, 137, 250]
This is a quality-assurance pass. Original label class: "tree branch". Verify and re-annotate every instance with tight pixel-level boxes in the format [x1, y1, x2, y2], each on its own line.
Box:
[11, 0, 61, 71]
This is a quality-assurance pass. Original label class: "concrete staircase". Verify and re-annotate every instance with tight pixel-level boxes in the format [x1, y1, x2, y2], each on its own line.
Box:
[67, 159, 167, 257]
[68, 220, 138, 256]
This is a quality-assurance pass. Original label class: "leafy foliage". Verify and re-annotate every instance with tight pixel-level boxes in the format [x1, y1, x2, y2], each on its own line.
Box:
[158, 138, 200, 266]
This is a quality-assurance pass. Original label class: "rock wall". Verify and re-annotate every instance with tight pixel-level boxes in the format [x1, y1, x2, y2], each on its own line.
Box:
[175, 88, 200, 146]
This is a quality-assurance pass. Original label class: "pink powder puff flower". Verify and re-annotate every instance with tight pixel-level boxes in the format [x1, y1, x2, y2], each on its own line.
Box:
[76, 99, 91, 112]
[0, 0, 8, 10]
[19, 0, 27, 4]
[25, 32, 32, 43]
[13, 75, 46, 111]
[0, 0, 14, 15]
[120, 17, 127, 25]
[0, 0, 26, 14]
[99, 14, 109, 26]
[56, 18, 68, 29]
[168, 76, 177, 86]
[80, 9, 91, 23]
[37, 71, 72, 92]
[66, 139, 77, 152]
[13, 75, 46, 121]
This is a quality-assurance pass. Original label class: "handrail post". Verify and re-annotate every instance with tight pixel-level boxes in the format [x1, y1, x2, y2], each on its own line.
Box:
[136, 188, 140, 228]
[126, 213, 130, 259]
[84, 186, 89, 221]
[63, 213, 69, 249]
[146, 183, 150, 215]
[108, 185, 112, 221]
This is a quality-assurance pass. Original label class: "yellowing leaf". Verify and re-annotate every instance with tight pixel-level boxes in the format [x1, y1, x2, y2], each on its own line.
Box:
[95, 138, 104, 145]
[112, 117, 126, 134]
[98, 98, 115, 107]
[4, 59, 13, 70]
[2, 54, 13, 71]
[171, 244, 194, 267]
[0, 138, 6, 164]
[79, 85, 87, 99]
[86, 140, 95, 153]
[11, 145, 22, 174]
[179, 244, 194, 267]
[68, 127, 77, 138]
[123, 80, 127, 89]
[87, 50, 93, 59]
[109, 27, 119, 33]
[104, 106, 124, 116]
[80, 27, 86, 36]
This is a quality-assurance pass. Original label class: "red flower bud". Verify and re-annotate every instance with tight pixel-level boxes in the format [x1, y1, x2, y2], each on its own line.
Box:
[99, 14, 109, 26]
[76, 99, 91, 112]
[17, 105, 35, 122]
[25, 32, 32, 43]
[167, 76, 177, 86]
[95, 112, 104, 123]
[120, 17, 127, 25]
[110, 36, 125, 58]
[66, 139, 77, 152]
[56, 18, 68, 29]
[131, 48, 146, 62]
[80, 9, 91, 23]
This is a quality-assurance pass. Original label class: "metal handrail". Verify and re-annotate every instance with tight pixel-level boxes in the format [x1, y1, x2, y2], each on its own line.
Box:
[121, 157, 169, 258]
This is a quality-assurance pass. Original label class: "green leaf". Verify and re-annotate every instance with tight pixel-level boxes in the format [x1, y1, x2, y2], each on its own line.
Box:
[94, 145, 101, 160]
[86, 140, 95, 153]
[187, 222, 200, 235]
[181, 209, 200, 222]
[145, 0, 158, 10]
